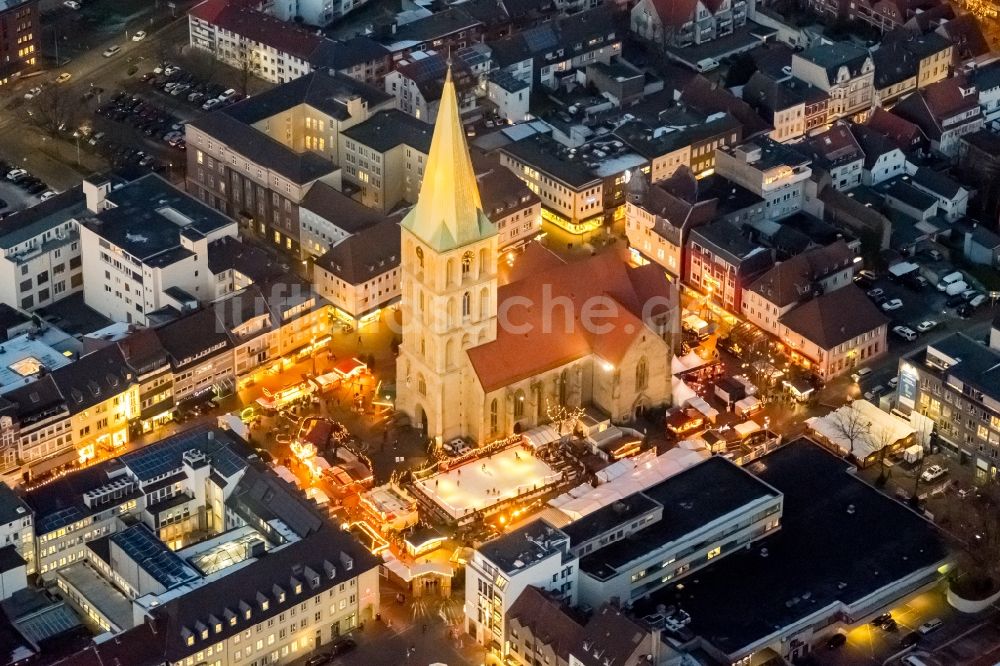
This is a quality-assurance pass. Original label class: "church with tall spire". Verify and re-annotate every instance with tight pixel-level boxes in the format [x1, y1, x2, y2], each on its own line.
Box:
[396, 68, 678, 445]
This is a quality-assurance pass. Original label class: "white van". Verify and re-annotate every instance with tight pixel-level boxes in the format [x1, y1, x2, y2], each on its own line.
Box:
[937, 271, 963, 291]
[945, 280, 969, 296]
[695, 58, 720, 72]
[902, 657, 929, 666]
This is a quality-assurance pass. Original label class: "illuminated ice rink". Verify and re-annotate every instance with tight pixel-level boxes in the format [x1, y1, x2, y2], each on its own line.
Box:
[414, 447, 561, 519]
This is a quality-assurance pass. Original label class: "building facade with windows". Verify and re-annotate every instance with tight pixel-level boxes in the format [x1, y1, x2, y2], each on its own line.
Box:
[0, 0, 38, 86]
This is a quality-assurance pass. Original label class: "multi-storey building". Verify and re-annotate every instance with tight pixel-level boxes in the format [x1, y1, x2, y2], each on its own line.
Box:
[339, 109, 433, 213]
[872, 32, 953, 105]
[0, 188, 86, 312]
[313, 219, 401, 328]
[715, 137, 813, 220]
[852, 124, 907, 186]
[465, 520, 577, 647]
[791, 42, 875, 122]
[475, 157, 542, 251]
[185, 70, 393, 255]
[743, 73, 830, 143]
[488, 6, 622, 92]
[298, 181, 388, 258]
[189, 0, 390, 83]
[893, 75, 985, 158]
[0, 0, 37, 86]
[898, 322, 1000, 479]
[625, 170, 764, 279]
[630, 0, 750, 49]
[686, 220, 774, 313]
[26, 426, 380, 666]
[386, 51, 481, 123]
[0, 484, 34, 577]
[794, 123, 865, 191]
[80, 175, 238, 326]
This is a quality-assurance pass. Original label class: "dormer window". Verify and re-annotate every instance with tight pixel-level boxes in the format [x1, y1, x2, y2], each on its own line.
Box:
[295, 583, 302, 594]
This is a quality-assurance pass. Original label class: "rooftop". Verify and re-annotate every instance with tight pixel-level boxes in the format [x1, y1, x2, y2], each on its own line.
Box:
[341, 109, 434, 154]
[634, 440, 947, 658]
[0, 333, 73, 394]
[85, 175, 235, 265]
[779, 283, 888, 349]
[501, 135, 605, 188]
[0, 186, 86, 250]
[478, 519, 570, 575]
[578, 457, 779, 580]
[314, 218, 400, 286]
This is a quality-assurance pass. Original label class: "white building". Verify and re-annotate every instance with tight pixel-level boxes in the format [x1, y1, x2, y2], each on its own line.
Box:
[79, 175, 238, 326]
[0, 484, 34, 579]
[715, 138, 813, 221]
[465, 520, 577, 647]
[0, 189, 86, 312]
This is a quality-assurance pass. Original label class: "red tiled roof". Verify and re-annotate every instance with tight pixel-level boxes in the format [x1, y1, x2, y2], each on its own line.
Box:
[467, 250, 675, 392]
[921, 74, 979, 119]
[866, 108, 925, 150]
[648, 0, 699, 26]
[193, 2, 323, 60]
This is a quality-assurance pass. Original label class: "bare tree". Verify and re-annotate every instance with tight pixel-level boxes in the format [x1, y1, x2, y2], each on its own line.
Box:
[26, 85, 77, 138]
[235, 47, 259, 97]
[546, 400, 585, 437]
[938, 480, 1000, 599]
[869, 423, 897, 486]
[828, 403, 872, 459]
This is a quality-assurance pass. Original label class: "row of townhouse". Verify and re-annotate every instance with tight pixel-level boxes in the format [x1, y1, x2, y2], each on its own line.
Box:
[189, 0, 391, 85]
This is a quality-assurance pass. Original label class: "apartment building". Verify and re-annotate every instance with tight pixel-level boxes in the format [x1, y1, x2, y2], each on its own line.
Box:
[743, 73, 830, 143]
[506, 590, 683, 666]
[791, 42, 875, 122]
[189, 0, 390, 85]
[899, 323, 1000, 478]
[742, 240, 857, 337]
[381, 8, 484, 63]
[80, 175, 238, 326]
[185, 70, 393, 255]
[852, 124, 906, 186]
[488, 6, 622, 92]
[475, 157, 542, 251]
[625, 170, 763, 279]
[686, 220, 774, 313]
[26, 426, 380, 666]
[314, 219, 401, 327]
[614, 109, 743, 183]
[715, 137, 813, 220]
[0, 0, 38, 86]
[0, 188, 86, 312]
[298, 181, 388, 259]
[0, 484, 34, 577]
[872, 32, 953, 105]
[465, 520, 577, 648]
[778, 284, 888, 379]
[794, 123, 864, 191]
[386, 51, 482, 123]
[339, 109, 433, 213]
[893, 75, 985, 158]
[630, 0, 750, 49]
[154, 307, 235, 404]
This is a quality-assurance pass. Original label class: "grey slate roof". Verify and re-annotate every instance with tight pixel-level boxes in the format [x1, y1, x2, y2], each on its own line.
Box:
[314, 218, 400, 286]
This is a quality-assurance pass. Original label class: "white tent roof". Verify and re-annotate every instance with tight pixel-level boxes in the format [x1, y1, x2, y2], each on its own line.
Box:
[733, 420, 762, 438]
[807, 400, 915, 459]
[551, 447, 708, 520]
[522, 424, 563, 450]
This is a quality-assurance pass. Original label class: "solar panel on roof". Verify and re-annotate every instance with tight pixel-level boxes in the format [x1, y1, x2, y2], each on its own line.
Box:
[522, 25, 557, 53]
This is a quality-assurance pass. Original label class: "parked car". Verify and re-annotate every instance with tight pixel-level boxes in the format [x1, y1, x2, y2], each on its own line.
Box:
[918, 618, 943, 634]
[900, 631, 921, 647]
[102, 45, 121, 57]
[916, 320, 938, 333]
[63, 0, 81, 8]
[131, 30, 147, 41]
[40, 190, 57, 201]
[54, 72, 72, 84]
[23, 86, 42, 100]
[202, 98, 222, 110]
[881, 298, 903, 311]
[946, 293, 967, 308]
[851, 368, 872, 383]
[864, 385, 886, 402]
[920, 465, 947, 482]
[892, 325, 917, 342]
[328, 638, 356, 657]
[924, 249, 944, 261]
[867, 288, 884, 299]
[904, 274, 929, 290]
[888, 376, 899, 389]
[5, 168, 28, 181]
[825, 633, 847, 649]
[304, 655, 329, 666]
[957, 303, 976, 318]
[871, 613, 892, 627]
[217, 88, 237, 101]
